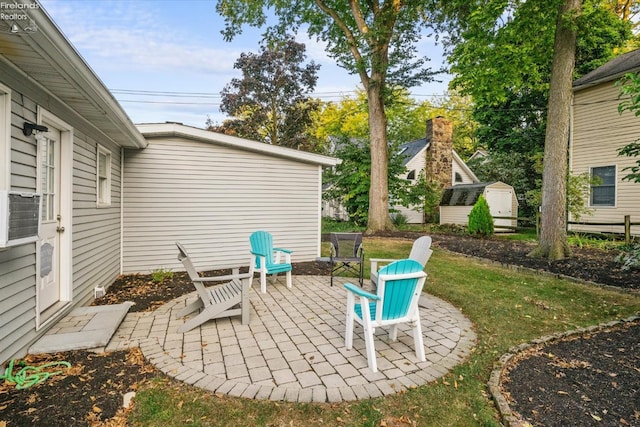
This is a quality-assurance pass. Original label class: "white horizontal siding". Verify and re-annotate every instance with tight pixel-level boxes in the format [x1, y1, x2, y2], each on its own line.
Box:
[571, 83, 640, 235]
[122, 138, 323, 273]
[440, 206, 472, 225]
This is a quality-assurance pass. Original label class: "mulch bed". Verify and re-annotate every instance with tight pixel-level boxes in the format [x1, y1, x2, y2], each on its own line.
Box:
[0, 232, 638, 426]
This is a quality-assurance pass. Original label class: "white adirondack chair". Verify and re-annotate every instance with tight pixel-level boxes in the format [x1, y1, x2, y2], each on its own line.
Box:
[369, 236, 432, 290]
[344, 259, 427, 373]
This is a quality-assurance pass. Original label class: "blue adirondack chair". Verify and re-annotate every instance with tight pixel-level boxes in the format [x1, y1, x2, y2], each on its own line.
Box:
[344, 259, 427, 373]
[249, 230, 293, 293]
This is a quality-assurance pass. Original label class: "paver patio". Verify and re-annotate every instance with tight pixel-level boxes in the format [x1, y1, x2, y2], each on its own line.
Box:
[43, 275, 476, 403]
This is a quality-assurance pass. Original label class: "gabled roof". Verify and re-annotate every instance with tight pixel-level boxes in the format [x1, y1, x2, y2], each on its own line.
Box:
[136, 122, 340, 167]
[0, 2, 146, 149]
[399, 138, 479, 182]
[573, 49, 640, 91]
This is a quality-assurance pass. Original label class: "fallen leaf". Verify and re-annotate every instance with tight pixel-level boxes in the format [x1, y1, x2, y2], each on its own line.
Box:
[591, 414, 602, 421]
[177, 401, 184, 409]
[92, 405, 102, 413]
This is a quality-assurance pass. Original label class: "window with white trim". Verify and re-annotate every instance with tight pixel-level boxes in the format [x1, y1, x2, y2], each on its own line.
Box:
[96, 145, 111, 206]
[590, 165, 615, 207]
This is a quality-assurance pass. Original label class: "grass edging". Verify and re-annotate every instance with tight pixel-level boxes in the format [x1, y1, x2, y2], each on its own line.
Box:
[488, 314, 640, 427]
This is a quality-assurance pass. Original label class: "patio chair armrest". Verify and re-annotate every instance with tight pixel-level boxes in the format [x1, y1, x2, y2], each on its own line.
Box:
[369, 258, 397, 274]
[344, 283, 380, 300]
[197, 270, 253, 282]
[274, 247, 292, 254]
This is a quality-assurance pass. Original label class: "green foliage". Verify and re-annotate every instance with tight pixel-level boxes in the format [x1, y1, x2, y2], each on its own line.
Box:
[468, 195, 494, 237]
[323, 136, 408, 225]
[151, 268, 173, 283]
[439, 0, 633, 156]
[216, 36, 321, 151]
[615, 243, 640, 270]
[401, 170, 444, 224]
[468, 151, 540, 219]
[525, 171, 595, 222]
[391, 212, 408, 227]
[616, 71, 640, 182]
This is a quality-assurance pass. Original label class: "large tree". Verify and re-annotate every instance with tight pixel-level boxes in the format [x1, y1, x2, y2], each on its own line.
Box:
[216, 1, 439, 233]
[215, 36, 321, 150]
[530, 0, 581, 260]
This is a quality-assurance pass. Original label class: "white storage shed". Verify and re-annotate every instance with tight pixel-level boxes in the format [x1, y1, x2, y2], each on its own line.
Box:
[439, 182, 519, 231]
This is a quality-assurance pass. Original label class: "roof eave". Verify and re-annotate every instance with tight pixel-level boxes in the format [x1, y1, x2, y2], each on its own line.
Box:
[136, 123, 340, 166]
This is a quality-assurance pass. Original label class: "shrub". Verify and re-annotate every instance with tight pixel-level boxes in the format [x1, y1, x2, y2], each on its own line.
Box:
[468, 195, 494, 237]
[391, 212, 409, 227]
[615, 243, 640, 271]
[151, 267, 174, 283]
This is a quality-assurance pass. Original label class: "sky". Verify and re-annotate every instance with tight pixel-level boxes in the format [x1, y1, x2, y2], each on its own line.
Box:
[39, 0, 452, 128]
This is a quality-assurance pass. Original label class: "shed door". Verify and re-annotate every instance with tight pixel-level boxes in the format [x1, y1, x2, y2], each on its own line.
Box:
[485, 188, 512, 228]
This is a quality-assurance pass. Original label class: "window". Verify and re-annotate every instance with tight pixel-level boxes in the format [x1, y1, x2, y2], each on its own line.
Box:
[406, 170, 416, 180]
[97, 145, 111, 206]
[454, 172, 463, 183]
[590, 165, 615, 207]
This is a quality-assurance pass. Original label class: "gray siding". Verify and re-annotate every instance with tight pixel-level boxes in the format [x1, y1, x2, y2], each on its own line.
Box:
[0, 86, 124, 364]
[71, 130, 122, 304]
[0, 91, 39, 364]
[571, 83, 640, 235]
[123, 137, 323, 273]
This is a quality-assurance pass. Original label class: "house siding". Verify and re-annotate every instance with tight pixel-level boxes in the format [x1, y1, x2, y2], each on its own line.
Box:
[123, 137, 323, 273]
[396, 151, 477, 224]
[0, 87, 125, 364]
[571, 83, 640, 235]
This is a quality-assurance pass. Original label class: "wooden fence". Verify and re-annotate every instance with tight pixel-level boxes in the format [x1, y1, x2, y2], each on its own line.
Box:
[492, 214, 639, 245]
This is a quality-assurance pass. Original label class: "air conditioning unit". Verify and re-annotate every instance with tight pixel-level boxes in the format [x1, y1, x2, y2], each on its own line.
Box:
[0, 190, 42, 248]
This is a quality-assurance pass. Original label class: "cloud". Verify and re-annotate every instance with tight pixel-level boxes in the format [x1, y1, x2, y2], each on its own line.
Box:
[41, 0, 241, 74]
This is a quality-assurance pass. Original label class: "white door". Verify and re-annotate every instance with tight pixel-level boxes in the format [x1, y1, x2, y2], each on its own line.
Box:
[485, 188, 512, 229]
[38, 128, 62, 311]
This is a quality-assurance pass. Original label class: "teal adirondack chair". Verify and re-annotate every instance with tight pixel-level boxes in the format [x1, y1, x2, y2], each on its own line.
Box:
[344, 259, 427, 373]
[249, 230, 293, 293]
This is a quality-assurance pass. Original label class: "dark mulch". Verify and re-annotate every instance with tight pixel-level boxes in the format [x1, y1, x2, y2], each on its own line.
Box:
[0, 232, 638, 426]
[502, 319, 640, 427]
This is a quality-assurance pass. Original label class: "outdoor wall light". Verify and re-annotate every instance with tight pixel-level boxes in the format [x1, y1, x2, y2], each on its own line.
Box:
[22, 122, 49, 137]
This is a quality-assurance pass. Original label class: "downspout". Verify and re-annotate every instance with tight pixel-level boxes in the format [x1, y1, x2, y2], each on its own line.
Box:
[317, 165, 322, 257]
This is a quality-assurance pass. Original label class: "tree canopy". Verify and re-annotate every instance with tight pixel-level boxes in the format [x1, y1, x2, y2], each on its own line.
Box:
[212, 36, 321, 150]
[215, 0, 442, 232]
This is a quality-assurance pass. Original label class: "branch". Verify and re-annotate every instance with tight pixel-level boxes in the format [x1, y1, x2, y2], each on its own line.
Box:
[315, 0, 370, 85]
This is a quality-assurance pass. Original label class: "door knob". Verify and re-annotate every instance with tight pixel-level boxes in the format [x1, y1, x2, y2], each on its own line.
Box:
[56, 226, 65, 233]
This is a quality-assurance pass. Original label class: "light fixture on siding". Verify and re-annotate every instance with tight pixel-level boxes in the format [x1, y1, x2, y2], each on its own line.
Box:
[22, 122, 48, 137]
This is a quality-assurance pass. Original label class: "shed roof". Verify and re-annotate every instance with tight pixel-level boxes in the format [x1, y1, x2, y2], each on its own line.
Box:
[0, 2, 146, 149]
[440, 183, 492, 207]
[573, 49, 640, 91]
[136, 122, 340, 167]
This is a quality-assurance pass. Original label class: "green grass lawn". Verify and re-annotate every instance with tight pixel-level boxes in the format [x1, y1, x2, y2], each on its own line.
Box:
[129, 237, 640, 426]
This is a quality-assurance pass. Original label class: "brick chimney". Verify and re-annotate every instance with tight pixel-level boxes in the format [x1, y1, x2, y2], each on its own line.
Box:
[425, 116, 453, 189]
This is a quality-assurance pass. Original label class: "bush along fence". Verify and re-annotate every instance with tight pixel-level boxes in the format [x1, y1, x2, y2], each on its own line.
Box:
[492, 214, 638, 244]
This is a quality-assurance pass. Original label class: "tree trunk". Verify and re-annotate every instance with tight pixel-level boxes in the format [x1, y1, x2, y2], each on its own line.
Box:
[365, 83, 394, 233]
[529, 0, 580, 260]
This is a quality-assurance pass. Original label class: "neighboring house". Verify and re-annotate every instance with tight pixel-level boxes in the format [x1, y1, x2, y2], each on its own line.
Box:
[394, 117, 479, 223]
[439, 182, 518, 231]
[0, 7, 337, 365]
[124, 123, 337, 274]
[571, 49, 640, 235]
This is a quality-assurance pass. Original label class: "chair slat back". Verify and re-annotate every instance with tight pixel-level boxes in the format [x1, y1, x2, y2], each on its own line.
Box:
[408, 236, 433, 267]
[250, 230, 274, 267]
[176, 242, 201, 281]
[330, 232, 362, 258]
[378, 259, 424, 320]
